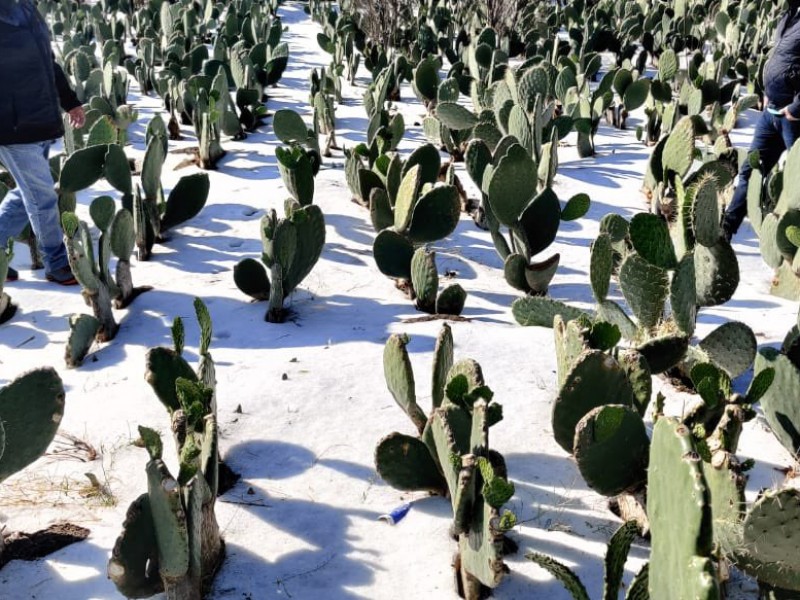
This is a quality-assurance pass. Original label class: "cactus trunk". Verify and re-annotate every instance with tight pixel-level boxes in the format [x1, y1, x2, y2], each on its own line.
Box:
[86, 285, 119, 342]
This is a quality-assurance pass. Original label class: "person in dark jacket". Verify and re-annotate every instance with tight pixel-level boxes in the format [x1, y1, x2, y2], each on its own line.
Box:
[723, 1, 800, 240]
[0, 0, 85, 284]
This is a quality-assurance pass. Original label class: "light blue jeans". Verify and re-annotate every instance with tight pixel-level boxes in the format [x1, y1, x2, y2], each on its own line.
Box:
[0, 140, 68, 274]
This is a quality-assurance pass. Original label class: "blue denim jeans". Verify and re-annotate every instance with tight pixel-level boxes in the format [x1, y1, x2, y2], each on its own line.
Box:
[0, 140, 68, 274]
[724, 109, 800, 235]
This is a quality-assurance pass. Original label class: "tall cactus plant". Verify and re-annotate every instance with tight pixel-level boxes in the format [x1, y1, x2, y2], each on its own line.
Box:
[109, 299, 222, 600]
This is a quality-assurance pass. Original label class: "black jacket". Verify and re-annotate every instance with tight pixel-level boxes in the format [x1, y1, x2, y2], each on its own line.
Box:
[764, 3, 800, 117]
[0, 0, 80, 145]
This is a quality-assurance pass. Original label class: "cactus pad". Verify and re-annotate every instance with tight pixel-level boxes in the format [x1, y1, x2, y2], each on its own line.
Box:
[373, 230, 414, 280]
[698, 321, 756, 379]
[512, 296, 591, 327]
[694, 241, 739, 307]
[647, 417, 719, 600]
[573, 404, 649, 496]
[65, 313, 101, 369]
[384, 334, 427, 434]
[375, 433, 446, 494]
[516, 188, 561, 255]
[635, 334, 689, 374]
[670, 253, 698, 335]
[754, 348, 800, 456]
[629, 213, 677, 269]
[144, 347, 199, 413]
[487, 144, 537, 226]
[0, 367, 65, 483]
[407, 185, 461, 244]
[107, 493, 163, 598]
[590, 233, 614, 303]
[552, 350, 635, 453]
[736, 488, 800, 590]
[161, 173, 211, 232]
[619, 253, 669, 330]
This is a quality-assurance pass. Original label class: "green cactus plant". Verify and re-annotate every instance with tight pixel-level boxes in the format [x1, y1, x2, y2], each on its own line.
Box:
[233, 203, 326, 323]
[109, 298, 221, 598]
[133, 126, 211, 260]
[62, 196, 151, 356]
[374, 325, 514, 600]
[109, 390, 220, 599]
[467, 139, 589, 295]
[369, 158, 463, 309]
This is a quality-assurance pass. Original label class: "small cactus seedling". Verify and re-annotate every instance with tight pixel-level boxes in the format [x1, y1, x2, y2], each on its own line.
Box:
[527, 521, 648, 600]
[374, 325, 514, 599]
[0, 240, 16, 325]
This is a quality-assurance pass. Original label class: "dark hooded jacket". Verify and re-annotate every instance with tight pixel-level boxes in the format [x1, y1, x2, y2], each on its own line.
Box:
[763, 1, 800, 117]
[0, 0, 80, 145]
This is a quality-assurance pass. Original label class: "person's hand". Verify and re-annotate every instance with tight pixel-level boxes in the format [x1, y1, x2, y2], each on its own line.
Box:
[67, 106, 85, 129]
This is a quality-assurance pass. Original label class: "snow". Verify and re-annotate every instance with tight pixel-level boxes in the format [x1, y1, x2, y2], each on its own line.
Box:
[0, 2, 797, 599]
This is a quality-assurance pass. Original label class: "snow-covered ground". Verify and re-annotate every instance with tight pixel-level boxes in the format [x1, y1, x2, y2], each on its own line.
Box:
[0, 3, 797, 599]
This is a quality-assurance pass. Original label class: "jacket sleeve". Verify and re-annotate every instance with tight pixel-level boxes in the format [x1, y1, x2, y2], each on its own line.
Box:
[52, 58, 81, 112]
[788, 96, 800, 118]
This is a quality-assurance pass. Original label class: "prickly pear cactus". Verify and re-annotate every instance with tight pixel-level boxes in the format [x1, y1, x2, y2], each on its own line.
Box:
[233, 203, 325, 323]
[63, 197, 151, 353]
[0, 367, 65, 483]
[110, 302, 222, 600]
[734, 488, 800, 591]
[374, 325, 514, 599]
[647, 418, 720, 600]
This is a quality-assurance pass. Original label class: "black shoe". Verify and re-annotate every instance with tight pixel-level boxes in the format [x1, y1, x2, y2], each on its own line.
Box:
[5, 267, 18, 282]
[45, 265, 78, 286]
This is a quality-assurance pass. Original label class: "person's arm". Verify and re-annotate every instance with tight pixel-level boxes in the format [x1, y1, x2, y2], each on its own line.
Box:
[52, 57, 85, 127]
[52, 58, 81, 112]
